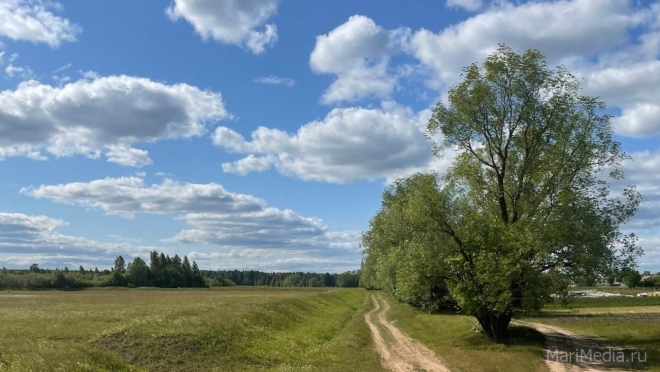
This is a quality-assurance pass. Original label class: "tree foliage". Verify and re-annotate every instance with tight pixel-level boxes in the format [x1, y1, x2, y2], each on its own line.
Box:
[362, 45, 642, 339]
[0, 256, 361, 290]
[621, 269, 642, 289]
[360, 174, 456, 312]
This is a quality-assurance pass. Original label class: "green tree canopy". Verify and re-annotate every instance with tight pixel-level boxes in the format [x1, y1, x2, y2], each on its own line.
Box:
[362, 45, 642, 339]
[114, 255, 126, 273]
[621, 269, 642, 289]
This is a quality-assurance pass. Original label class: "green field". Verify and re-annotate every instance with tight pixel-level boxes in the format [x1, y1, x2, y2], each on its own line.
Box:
[0, 288, 383, 372]
[3, 288, 660, 372]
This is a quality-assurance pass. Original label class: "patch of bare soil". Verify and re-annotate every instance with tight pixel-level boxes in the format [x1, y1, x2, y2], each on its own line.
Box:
[364, 294, 450, 372]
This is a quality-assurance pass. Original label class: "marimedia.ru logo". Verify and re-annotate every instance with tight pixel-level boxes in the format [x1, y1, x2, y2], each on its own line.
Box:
[547, 348, 647, 364]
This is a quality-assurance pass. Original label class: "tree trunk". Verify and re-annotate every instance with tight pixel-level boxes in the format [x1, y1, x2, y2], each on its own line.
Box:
[476, 311, 513, 339]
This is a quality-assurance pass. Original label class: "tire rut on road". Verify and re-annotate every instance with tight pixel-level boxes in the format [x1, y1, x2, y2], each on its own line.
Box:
[364, 294, 450, 372]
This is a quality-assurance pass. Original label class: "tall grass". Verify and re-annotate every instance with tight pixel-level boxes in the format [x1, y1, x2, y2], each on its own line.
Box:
[0, 288, 383, 372]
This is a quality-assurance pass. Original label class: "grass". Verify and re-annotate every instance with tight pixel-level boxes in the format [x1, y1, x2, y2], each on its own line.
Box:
[379, 292, 660, 371]
[545, 296, 660, 309]
[380, 294, 548, 372]
[4, 287, 659, 372]
[0, 287, 384, 372]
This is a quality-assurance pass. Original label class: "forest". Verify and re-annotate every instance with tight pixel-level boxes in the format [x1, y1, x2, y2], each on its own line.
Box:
[0, 250, 360, 290]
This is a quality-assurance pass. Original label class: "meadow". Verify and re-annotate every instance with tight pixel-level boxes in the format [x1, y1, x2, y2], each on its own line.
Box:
[2, 287, 660, 372]
[0, 288, 383, 372]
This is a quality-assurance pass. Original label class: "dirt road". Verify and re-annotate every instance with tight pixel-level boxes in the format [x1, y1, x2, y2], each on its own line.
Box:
[515, 320, 629, 372]
[364, 294, 450, 372]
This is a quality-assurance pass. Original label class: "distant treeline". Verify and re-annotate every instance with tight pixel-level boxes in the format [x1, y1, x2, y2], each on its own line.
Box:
[208, 270, 360, 288]
[0, 250, 360, 290]
[0, 251, 207, 290]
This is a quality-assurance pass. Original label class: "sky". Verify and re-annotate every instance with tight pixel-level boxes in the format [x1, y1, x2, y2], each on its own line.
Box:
[0, 0, 659, 273]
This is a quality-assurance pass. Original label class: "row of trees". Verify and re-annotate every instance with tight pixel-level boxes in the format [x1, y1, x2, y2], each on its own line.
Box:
[0, 251, 208, 289]
[572, 268, 660, 288]
[361, 45, 642, 339]
[0, 254, 361, 290]
[210, 270, 360, 288]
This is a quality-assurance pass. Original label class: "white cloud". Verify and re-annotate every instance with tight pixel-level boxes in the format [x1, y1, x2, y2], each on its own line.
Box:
[187, 246, 361, 272]
[0, 0, 81, 47]
[3, 53, 33, 79]
[614, 104, 660, 138]
[447, 0, 482, 12]
[0, 212, 158, 268]
[0, 75, 230, 166]
[319, 62, 397, 105]
[222, 154, 275, 175]
[4, 62, 33, 78]
[21, 176, 363, 270]
[214, 102, 444, 184]
[165, 209, 326, 248]
[407, 0, 645, 88]
[166, 0, 278, 54]
[310, 15, 405, 104]
[254, 75, 295, 87]
[577, 49, 660, 138]
[22, 177, 265, 218]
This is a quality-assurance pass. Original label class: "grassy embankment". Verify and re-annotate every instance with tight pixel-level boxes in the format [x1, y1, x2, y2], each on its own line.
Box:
[0, 287, 384, 372]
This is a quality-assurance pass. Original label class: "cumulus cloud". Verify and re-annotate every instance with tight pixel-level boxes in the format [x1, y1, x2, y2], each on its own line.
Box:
[389, 0, 660, 138]
[0, 0, 81, 47]
[166, 0, 278, 54]
[578, 49, 660, 138]
[0, 75, 230, 166]
[214, 102, 445, 183]
[0, 212, 158, 268]
[22, 177, 264, 218]
[310, 15, 406, 104]
[165, 209, 326, 248]
[254, 75, 295, 87]
[614, 105, 660, 137]
[407, 0, 645, 88]
[22, 177, 362, 269]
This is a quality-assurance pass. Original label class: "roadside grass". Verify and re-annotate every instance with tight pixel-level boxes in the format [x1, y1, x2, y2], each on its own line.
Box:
[380, 293, 548, 372]
[0, 288, 384, 372]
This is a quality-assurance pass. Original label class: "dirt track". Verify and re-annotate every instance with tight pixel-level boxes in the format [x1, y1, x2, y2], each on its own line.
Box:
[515, 320, 629, 372]
[364, 294, 450, 372]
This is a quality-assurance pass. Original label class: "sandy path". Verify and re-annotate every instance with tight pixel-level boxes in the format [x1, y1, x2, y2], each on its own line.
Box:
[515, 321, 629, 372]
[364, 294, 450, 372]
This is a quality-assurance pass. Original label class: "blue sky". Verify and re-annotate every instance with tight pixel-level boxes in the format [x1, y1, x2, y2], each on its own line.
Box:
[0, 0, 659, 273]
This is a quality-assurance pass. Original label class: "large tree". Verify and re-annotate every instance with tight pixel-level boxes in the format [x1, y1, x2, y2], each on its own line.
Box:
[363, 45, 642, 339]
